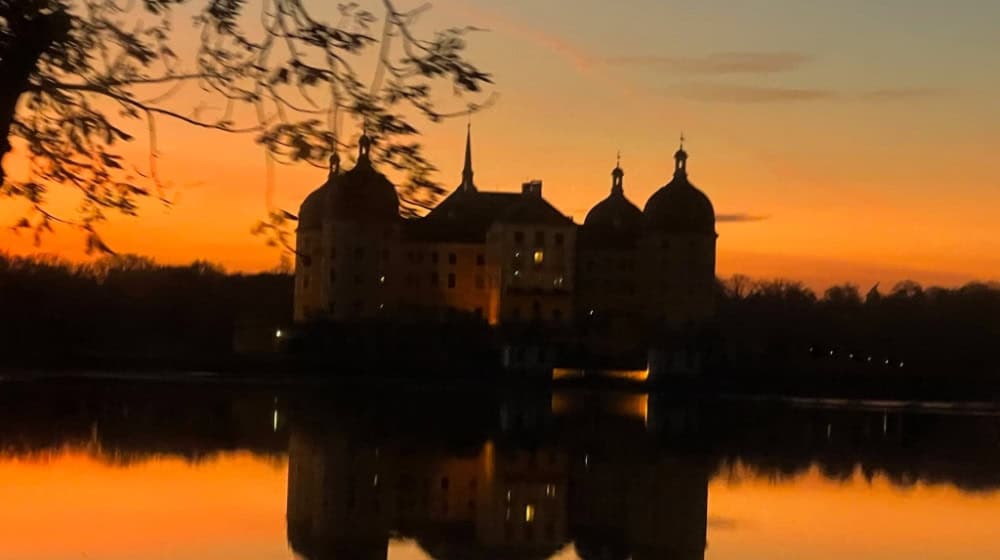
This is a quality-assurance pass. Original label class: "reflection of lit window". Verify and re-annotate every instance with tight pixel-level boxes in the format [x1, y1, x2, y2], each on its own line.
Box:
[545, 484, 556, 498]
[506, 490, 512, 503]
[379, 275, 386, 285]
[525, 504, 535, 523]
[513, 270, 521, 278]
[533, 250, 544, 264]
[553, 276, 564, 289]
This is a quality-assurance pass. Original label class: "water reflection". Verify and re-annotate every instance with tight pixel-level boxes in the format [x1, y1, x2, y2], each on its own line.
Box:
[3, 380, 1000, 560]
[286, 393, 707, 560]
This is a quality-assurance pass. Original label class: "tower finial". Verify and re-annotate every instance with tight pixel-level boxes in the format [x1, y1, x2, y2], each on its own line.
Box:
[328, 149, 341, 178]
[460, 122, 476, 192]
[611, 150, 624, 195]
[674, 133, 688, 177]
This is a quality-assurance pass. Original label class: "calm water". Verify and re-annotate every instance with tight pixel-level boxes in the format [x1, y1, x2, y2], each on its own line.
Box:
[3, 380, 1000, 560]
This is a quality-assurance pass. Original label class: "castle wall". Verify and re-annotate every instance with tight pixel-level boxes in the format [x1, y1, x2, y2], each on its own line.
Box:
[487, 223, 577, 325]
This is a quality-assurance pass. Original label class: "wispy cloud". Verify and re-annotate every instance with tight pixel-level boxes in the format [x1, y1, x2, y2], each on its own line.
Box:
[717, 213, 769, 223]
[676, 83, 837, 103]
[860, 87, 947, 101]
[607, 52, 813, 74]
[708, 515, 743, 529]
[673, 83, 948, 104]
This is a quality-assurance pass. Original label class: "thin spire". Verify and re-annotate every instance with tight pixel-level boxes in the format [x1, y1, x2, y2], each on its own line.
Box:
[461, 123, 476, 191]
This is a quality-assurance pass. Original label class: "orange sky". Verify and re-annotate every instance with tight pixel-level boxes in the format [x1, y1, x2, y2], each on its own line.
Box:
[2, 0, 998, 290]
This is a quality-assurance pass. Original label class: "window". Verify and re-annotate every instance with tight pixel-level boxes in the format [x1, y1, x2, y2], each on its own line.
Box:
[303, 275, 310, 289]
[533, 250, 545, 265]
[514, 231, 524, 244]
[355, 247, 365, 260]
[555, 233, 564, 246]
[441, 477, 450, 490]
[330, 269, 336, 284]
[431, 272, 439, 286]
[354, 274, 361, 285]
[448, 273, 456, 288]
[378, 274, 386, 286]
[524, 504, 535, 523]
[476, 253, 485, 266]
[475, 307, 483, 319]
[535, 231, 545, 245]
[381, 249, 390, 261]
[331, 247, 337, 259]
[552, 309, 563, 322]
[431, 251, 439, 264]
[476, 275, 485, 290]
[553, 276, 564, 289]
[545, 484, 556, 498]
[448, 253, 457, 265]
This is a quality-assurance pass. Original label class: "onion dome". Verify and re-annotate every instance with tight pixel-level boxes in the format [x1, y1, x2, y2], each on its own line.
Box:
[584, 154, 642, 229]
[643, 139, 715, 235]
[297, 152, 339, 231]
[296, 135, 400, 230]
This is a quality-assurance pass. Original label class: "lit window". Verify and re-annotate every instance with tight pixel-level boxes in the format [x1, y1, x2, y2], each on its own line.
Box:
[553, 276, 564, 289]
[513, 270, 521, 278]
[533, 250, 544, 264]
[379, 275, 386, 285]
[545, 484, 556, 498]
[524, 504, 535, 523]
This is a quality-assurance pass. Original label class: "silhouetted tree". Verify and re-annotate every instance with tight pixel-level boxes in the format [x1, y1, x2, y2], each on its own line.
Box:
[716, 275, 1000, 377]
[0, 0, 493, 251]
[0, 251, 292, 362]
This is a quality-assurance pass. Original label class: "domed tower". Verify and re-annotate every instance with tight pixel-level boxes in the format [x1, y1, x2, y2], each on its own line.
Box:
[294, 134, 401, 322]
[640, 138, 717, 327]
[576, 156, 645, 344]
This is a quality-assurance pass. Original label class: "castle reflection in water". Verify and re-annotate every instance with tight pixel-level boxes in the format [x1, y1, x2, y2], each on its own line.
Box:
[5, 381, 1000, 560]
[287, 392, 708, 560]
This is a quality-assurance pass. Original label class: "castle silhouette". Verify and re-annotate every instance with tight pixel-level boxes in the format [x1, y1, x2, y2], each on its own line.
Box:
[293, 128, 717, 335]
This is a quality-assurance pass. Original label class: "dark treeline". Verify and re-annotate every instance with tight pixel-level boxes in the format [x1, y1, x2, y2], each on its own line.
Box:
[2, 251, 997, 379]
[0, 253, 292, 366]
[715, 276, 1000, 378]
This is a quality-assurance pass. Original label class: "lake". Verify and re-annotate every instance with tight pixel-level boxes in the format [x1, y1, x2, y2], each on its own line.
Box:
[2, 378, 1000, 559]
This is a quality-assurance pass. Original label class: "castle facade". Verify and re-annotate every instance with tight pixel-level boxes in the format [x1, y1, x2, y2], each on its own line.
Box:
[294, 129, 717, 330]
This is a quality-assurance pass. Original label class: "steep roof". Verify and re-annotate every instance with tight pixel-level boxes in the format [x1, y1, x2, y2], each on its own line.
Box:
[409, 187, 572, 243]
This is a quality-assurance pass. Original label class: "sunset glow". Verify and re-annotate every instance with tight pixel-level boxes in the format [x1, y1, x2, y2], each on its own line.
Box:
[2, 0, 997, 289]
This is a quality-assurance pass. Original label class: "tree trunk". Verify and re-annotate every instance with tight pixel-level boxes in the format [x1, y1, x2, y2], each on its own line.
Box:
[0, 6, 71, 186]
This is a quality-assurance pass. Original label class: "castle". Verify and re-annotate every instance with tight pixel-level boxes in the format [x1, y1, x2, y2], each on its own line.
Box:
[294, 128, 717, 331]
